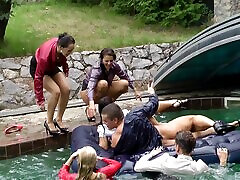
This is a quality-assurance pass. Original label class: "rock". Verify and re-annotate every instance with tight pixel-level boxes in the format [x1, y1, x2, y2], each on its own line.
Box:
[73, 61, 85, 70]
[151, 53, 161, 63]
[68, 78, 79, 91]
[0, 58, 21, 69]
[3, 69, 19, 79]
[21, 56, 32, 66]
[133, 48, 148, 58]
[2, 80, 24, 95]
[122, 54, 132, 66]
[131, 58, 153, 69]
[83, 54, 99, 66]
[68, 68, 84, 80]
[22, 91, 35, 105]
[21, 66, 31, 78]
[150, 44, 163, 54]
[0, 74, 4, 81]
[133, 69, 146, 80]
[70, 52, 82, 61]
[117, 61, 126, 71]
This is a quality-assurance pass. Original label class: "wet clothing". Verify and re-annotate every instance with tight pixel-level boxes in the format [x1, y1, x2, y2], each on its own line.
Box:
[31, 38, 69, 106]
[114, 94, 162, 155]
[58, 157, 122, 180]
[83, 62, 134, 101]
[134, 152, 208, 175]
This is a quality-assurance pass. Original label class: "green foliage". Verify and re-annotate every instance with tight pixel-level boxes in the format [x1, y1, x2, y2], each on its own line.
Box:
[161, 0, 209, 27]
[103, 0, 210, 26]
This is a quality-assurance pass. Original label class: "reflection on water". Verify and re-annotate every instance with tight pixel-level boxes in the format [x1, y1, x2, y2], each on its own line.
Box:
[0, 108, 240, 179]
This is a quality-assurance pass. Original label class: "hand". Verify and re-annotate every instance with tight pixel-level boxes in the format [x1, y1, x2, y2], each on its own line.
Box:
[97, 125, 105, 138]
[134, 90, 142, 101]
[37, 102, 45, 111]
[147, 81, 155, 95]
[97, 156, 103, 160]
[149, 146, 163, 156]
[88, 101, 96, 118]
[71, 150, 80, 159]
[217, 147, 228, 166]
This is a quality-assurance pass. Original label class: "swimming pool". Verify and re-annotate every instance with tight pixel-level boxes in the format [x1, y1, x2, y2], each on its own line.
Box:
[1, 107, 240, 179]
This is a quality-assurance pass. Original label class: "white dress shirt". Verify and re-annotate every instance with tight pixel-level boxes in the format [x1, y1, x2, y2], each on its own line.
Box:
[134, 152, 209, 176]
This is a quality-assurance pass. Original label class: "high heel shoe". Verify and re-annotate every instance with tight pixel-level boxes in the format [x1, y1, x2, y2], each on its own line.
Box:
[44, 121, 60, 136]
[53, 119, 69, 134]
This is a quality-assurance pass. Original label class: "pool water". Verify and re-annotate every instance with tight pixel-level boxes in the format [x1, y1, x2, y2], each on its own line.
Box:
[1, 108, 240, 180]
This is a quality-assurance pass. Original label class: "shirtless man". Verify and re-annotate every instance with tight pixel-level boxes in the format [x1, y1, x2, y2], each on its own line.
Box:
[101, 83, 239, 155]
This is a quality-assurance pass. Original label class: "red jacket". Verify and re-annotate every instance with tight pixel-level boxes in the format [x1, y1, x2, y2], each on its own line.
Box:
[58, 158, 122, 180]
[34, 38, 69, 105]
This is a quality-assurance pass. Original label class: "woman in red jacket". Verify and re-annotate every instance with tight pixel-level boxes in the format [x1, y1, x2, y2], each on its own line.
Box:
[30, 32, 75, 136]
[58, 146, 122, 180]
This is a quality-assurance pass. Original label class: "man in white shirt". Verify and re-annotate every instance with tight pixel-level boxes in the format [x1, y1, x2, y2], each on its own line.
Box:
[134, 131, 228, 176]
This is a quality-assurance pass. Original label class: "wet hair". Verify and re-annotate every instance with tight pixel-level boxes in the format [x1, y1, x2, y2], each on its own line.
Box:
[99, 48, 116, 62]
[175, 131, 196, 154]
[57, 32, 75, 48]
[76, 146, 106, 180]
[98, 96, 113, 115]
[101, 103, 124, 121]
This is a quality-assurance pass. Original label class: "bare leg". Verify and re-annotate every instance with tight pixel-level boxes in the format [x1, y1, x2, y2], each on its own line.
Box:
[192, 127, 216, 139]
[154, 115, 215, 140]
[108, 80, 129, 101]
[156, 99, 178, 113]
[43, 76, 60, 131]
[80, 80, 109, 104]
[52, 72, 70, 128]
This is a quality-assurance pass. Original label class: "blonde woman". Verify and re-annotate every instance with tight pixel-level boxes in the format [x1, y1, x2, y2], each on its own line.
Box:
[58, 146, 121, 180]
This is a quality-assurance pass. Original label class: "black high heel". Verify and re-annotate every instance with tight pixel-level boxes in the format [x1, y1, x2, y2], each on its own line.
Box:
[44, 121, 60, 136]
[53, 119, 69, 134]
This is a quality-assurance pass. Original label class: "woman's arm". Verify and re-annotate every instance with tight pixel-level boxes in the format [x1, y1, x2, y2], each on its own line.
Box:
[34, 59, 47, 111]
[58, 151, 79, 180]
[97, 157, 122, 178]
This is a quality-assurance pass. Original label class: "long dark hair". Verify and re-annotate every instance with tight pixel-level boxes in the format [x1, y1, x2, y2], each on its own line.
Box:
[99, 48, 116, 62]
[57, 32, 75, 48]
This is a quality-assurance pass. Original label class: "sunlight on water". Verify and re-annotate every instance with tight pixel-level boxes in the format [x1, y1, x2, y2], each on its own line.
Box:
[0, 108, 240, 179]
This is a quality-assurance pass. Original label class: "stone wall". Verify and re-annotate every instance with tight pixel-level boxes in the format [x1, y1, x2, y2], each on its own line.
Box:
[0, 43, 180, 110]
[214, 0, 240, 23]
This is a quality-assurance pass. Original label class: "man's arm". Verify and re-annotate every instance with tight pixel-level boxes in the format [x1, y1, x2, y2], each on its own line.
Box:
[141, 82, 159, 118]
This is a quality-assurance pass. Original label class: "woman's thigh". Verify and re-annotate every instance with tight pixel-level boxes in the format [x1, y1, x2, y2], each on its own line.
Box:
[156, 116, 194, 139]
[108, 80, 128, 95]
[43, 75, 60, 94]
[52, 72, 70, 92]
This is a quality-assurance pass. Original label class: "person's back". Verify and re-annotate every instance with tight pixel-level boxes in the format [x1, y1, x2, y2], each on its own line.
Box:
[134, 131, 209, 175]
[102, 94, 162, 155]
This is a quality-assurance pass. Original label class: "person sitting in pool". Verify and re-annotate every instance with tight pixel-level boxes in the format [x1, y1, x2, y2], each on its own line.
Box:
[134, 131, 228, 175]
[100, 82, 240, 155]
[80, 48, 141, 122]
[58, 146, 121, 180]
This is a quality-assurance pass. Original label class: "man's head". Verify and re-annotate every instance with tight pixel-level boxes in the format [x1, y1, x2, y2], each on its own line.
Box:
[175, 131, 196, 155]
[101, 103, 124, 130]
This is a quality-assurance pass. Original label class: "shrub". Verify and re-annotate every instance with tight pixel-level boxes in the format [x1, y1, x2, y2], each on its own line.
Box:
[161, 0, 209, 27]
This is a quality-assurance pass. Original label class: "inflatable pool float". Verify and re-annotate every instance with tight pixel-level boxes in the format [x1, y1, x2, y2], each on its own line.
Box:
[71, 125, 240, 175]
